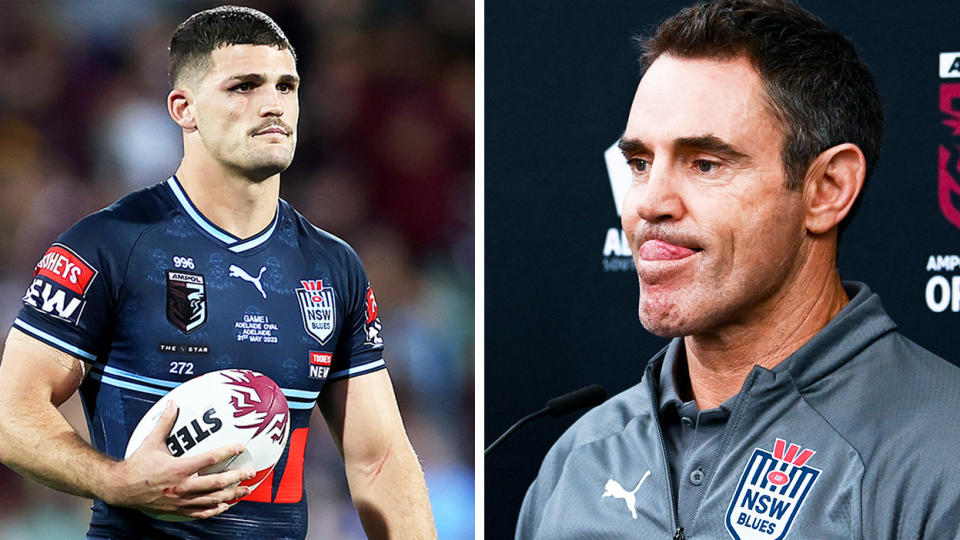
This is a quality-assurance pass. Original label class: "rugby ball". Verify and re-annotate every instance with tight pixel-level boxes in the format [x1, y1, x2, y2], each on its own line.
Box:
[124, 369, 290, 521]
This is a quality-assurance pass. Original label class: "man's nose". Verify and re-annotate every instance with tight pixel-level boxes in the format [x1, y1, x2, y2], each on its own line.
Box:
[260, 88, 284, 117]
[630, 161, 684, 223]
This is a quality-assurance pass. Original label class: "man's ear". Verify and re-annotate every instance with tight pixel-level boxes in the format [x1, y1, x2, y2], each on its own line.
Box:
[167, 87, 197, 132]
[802, 143, 866, 235]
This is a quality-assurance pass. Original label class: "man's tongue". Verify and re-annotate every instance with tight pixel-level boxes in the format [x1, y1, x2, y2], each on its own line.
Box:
[639, 239, 697, 261]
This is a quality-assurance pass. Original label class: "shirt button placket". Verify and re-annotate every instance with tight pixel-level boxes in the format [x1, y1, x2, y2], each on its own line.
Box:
[689, 466, 704, 486]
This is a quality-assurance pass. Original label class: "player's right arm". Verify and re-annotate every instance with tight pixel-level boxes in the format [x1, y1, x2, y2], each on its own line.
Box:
[0, 328, 253, 519]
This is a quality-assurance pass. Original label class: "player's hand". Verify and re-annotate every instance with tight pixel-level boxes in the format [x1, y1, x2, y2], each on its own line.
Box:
[105, 401, 257, 519]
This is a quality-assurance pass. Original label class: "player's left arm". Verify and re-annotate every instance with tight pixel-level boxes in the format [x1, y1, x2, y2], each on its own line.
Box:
[318, 368, 437, 539]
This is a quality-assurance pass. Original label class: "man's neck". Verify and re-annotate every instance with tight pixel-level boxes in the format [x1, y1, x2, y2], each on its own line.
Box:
[682, 259, 849, 410]
[174, 157, 280, 240]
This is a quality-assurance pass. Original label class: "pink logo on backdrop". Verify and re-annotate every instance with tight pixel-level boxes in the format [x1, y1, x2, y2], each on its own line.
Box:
[938, 84, 960, 230]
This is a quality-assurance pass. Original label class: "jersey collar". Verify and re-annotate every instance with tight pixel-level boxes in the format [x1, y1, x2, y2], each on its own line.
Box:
[166, 176, 279, 253]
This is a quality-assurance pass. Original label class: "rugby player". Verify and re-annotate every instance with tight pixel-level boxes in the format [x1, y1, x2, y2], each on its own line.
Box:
[0, 6, 436, 539]
[516, 1, 960, 538]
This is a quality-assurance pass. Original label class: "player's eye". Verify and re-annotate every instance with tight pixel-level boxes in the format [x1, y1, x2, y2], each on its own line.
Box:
[277, 83, 295, 93]
[231, 82, 255, 93]
[694, 159, 717, 173]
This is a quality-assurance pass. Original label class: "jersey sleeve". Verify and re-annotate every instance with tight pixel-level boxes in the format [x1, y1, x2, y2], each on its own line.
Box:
[13, 214, 124, 363]
[328, 247, 386, 381]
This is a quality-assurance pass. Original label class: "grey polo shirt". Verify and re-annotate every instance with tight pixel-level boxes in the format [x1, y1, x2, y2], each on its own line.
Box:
[658, 342, 733, 529]
[658, 340, 792, 531]
[516, 282, 960, 539]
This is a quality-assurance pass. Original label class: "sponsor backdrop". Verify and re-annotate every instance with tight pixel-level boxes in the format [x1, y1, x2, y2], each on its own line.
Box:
[485, 0, 960, 537]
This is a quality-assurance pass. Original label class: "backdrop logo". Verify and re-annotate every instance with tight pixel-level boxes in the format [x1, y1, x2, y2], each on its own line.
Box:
[927, 55, 960, 313]
[601, 141, 634, 271]
[939, 52, 960, 78]
[938, 82, 960, 230]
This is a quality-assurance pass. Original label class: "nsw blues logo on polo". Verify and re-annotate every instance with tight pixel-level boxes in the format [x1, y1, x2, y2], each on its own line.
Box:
[725, 438, 821, 540]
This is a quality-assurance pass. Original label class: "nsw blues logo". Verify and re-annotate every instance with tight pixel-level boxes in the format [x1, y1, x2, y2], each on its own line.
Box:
[725, 438, 821, 540]
[296, 280, 336, 344]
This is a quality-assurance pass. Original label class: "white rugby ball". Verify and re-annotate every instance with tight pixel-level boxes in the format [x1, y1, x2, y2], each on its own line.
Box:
[124, 369, 290, 521]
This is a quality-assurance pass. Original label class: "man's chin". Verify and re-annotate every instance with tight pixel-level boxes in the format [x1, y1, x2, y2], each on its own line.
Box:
[639, 317, 689, 338]
[243, 158, 293, 183]
[638, 302, 696, 338]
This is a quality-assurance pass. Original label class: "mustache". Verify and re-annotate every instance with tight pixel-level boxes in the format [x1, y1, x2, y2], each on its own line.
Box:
[250, 120, 293, 136]
[633, 224, 704, 250]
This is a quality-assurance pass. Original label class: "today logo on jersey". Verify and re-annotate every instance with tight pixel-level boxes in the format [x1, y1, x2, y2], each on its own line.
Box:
[166, 270, 207, 334]
[296, 280, 336, 345]
[22, 243, 98, 324]
[725, 438, 821, 540]
[308, 351, 332, 379]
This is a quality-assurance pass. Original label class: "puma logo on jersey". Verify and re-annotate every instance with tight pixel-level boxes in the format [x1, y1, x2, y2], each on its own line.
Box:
[229, 264, 267, 298]
[602, 470, 651, 520]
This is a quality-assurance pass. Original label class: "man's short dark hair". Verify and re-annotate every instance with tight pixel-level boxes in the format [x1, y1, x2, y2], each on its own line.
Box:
[639, 0, 884, 195]
[169, 5, 296, 87]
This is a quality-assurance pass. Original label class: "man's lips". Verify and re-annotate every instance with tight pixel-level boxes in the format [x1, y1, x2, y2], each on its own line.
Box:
[254, 127, 288, 136]
[639, 239, 699, 261]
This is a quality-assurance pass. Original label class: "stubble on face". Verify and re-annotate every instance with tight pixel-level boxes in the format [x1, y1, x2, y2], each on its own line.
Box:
[189, 44, 300, 182]
[621, 55, 807, 339]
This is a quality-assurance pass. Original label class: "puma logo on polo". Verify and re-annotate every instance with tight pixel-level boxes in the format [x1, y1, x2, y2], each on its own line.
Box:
[229, 264, 267, 298]
[602, 470, 651, 520]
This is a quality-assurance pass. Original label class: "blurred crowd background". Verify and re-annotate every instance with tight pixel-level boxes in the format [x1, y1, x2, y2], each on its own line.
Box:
[0, 1, 474, 538]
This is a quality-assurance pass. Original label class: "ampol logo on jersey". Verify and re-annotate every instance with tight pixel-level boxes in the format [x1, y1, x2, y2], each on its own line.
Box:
[166, 270, 207, 334]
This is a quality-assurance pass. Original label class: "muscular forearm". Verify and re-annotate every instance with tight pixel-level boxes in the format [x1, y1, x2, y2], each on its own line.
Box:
[345, 436, 437, 540]
[0, 398, 119, 502]
[0, 329, 250, 519]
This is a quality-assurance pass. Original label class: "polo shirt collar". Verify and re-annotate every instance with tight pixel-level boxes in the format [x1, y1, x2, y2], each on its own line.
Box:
[657, 338, 735, 419]
[653, 282, 889, 414]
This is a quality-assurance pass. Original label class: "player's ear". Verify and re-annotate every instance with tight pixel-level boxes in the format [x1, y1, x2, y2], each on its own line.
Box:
[802, 142, 866, 235]
[167, 87, 197, 132]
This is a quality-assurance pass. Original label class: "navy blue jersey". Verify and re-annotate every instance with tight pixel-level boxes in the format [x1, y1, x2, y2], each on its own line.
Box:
[14, 176, 386, 539]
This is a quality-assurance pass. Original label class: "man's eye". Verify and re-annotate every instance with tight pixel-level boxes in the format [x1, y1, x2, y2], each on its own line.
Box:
[232, 82, 254, 92]
[694, 160, 716, 173]
[628, 158, 649, 173]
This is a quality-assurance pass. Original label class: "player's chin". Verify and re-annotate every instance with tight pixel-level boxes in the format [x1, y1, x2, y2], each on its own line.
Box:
[245, 156, 293, 182]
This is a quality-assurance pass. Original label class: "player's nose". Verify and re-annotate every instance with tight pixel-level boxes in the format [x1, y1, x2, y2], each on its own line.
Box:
[259, 88, 284, 117]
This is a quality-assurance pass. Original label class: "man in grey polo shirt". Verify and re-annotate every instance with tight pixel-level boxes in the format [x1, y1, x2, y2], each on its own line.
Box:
[516, 1, 960, 538]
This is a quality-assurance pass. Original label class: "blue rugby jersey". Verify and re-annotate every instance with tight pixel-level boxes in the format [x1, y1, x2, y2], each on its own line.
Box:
[14, 176, 386, 539]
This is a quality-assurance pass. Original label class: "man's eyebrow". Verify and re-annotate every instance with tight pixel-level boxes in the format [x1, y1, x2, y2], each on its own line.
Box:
[226, 73, 300, 85]
[674, 135, 748, 160]
[618, 137, 652, 156]
[227, 73, 266, 84]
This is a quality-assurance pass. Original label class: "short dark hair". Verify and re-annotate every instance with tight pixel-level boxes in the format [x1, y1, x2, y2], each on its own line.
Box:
[638, 0, 884, 195]
[169, 5, 296, 87]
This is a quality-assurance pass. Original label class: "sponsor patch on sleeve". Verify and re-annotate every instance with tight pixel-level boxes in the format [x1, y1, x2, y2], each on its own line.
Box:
[309, 351, 333, 379]
[22, 243, 99, 324]
[363, 285, 383, 348]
